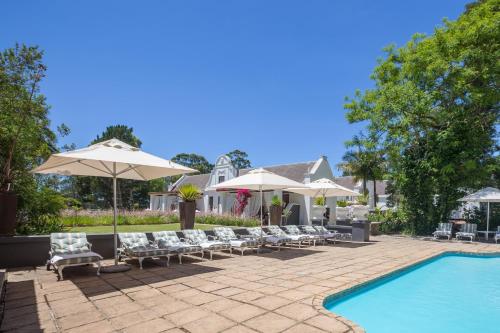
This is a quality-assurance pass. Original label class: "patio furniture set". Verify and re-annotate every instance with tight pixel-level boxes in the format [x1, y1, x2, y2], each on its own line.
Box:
[433, 223, 500, 243]
[47, 225, 344, 280]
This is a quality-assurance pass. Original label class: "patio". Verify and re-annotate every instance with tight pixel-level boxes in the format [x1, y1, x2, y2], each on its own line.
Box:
[2, 236, 498, 333]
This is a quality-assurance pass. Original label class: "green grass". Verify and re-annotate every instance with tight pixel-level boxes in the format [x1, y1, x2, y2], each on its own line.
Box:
[65, 223, 222, 234]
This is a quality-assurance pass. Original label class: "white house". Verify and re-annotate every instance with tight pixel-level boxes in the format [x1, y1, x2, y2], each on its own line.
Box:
[149, 155, 388, 224]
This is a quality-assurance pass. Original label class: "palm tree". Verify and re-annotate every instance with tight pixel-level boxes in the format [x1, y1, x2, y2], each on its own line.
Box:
[338, 134, 386, 206]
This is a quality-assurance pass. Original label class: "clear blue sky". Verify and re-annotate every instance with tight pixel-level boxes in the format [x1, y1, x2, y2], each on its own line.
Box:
[2, 0, 469, 174]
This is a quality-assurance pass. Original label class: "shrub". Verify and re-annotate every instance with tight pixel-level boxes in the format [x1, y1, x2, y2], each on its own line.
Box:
[368, 208, 407, 234]
[314, 197, 325, 206]
[177, 184, 202, 202]
[61, 209, 179, 227]
[336, 200, 348, 207]
[195, 213, 260, 227]
[16, 187, 66, 235]
[271, 195, 282, 207]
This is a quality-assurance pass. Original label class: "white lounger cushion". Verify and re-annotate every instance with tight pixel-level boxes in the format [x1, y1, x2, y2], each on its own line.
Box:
[51, 251, 102, 266]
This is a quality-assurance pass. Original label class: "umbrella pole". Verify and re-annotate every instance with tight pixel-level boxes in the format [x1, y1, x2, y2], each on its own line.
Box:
[260, 187, 263, 245]
[113, 163, 118, 265]
[322, 193, 326, 227]
[486, 202, 490, 241]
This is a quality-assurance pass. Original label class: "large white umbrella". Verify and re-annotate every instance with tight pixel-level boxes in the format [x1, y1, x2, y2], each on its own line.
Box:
[33, 138, 196, 265]
[286, 178, 361, 225]
[211, 168, 307, 225]
[458, 187, 500, 240]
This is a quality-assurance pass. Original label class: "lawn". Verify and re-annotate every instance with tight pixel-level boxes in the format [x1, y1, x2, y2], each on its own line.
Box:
[65, 223, 222, 234]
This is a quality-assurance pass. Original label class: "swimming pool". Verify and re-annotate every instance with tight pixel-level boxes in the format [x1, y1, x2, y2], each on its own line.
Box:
[324, 252, 500, 333]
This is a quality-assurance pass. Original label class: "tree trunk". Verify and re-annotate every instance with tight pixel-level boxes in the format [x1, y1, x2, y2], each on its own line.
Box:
[373, 178, 377, 207]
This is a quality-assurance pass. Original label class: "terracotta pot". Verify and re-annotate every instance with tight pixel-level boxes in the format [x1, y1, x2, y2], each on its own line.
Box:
[179, 201, 196, 229]
[0, 192, 17, 235]
[270, 205, 283, 226]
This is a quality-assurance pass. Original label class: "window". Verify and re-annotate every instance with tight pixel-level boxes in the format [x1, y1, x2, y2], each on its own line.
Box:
[218, 176, 225, 184]
[208, 196, 214, 211]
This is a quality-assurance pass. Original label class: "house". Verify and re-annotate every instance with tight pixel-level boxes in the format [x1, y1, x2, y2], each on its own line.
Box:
[149, 155, 388, 224]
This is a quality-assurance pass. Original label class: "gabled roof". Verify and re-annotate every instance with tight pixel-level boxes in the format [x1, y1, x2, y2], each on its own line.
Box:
[172, 161, 315, 191]
[333, 175, 387, 194]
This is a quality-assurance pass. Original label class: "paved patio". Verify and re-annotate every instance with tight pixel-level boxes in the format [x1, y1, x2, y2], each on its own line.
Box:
[2, 236, 498, 333]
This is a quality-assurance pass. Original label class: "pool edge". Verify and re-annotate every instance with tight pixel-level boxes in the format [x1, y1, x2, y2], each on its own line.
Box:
[311, 250, 500, 333]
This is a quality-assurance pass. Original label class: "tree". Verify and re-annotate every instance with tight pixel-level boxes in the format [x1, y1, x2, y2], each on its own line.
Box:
[92, 124, 142, 147]
[227, 150, 251, 169]
[172, 153, 213, 174]
[344, 0, 499, 234]
[337, 133, 385, 205]
[0, 44, 56, 192]
[0, 44, 70, 234]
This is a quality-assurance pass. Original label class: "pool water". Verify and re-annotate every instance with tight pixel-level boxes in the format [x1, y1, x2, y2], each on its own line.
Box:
[324, 253, 500, 333]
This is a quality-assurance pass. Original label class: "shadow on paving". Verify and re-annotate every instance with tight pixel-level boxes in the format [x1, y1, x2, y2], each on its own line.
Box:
[57, 257, 224, 299]
[334, 241, 376, 248]
[0, 280, 44, 332]
[255, 247, 325, 260]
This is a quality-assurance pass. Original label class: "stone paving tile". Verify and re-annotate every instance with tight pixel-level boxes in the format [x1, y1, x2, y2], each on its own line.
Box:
[221, 303, 267, 323]
[182, 313, 236, 333]
[243, 312, 297, 333]
[2, 236, 498, 333]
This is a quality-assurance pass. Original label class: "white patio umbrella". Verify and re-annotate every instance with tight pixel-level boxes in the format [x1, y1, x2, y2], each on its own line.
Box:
[33, 138, 196, 266]
[211, 168, 307, 225]
[286, 178, 361, 225]
[458, 187, 500, 240]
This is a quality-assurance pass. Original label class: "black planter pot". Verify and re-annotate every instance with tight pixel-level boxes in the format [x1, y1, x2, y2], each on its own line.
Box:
[0, 192, 17, 235]
[270, 205, 283, 226]
[179, 201, 196, 229]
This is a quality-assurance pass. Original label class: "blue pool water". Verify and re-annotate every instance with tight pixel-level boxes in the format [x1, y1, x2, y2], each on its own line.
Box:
[324, 253, 500, 333]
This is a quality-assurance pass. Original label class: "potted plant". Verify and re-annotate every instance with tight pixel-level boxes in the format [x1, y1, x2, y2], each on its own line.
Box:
[269, 195, 283, 226]
[312, 196, 327, 223]
[177, 184, 201, 229]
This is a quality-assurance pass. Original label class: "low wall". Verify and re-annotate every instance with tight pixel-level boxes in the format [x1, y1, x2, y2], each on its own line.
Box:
[0, 234, 116, 268]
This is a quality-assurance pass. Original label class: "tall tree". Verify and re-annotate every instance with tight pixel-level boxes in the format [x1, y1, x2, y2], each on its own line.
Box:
[338, 133, 385, 205]
[344, 0, 499, 234]
[227, 150, 251, 169]
[0, 44, 56, 192]
[171, 153, 213, 174]
[0, 44, 70, 234]
[92, 124, 142, 147]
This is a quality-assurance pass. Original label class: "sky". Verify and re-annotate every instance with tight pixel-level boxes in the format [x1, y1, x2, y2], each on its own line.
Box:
[1, 0, 470, 174]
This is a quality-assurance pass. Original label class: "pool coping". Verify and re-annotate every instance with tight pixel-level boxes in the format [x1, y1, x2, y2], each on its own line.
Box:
[311, 250, 500, 333]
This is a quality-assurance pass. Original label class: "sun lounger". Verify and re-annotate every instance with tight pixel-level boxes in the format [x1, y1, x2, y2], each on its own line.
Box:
[313, 225, 341, 243]
[48, 233, 102, 280]
[433, 223, 453, 240]
[455, 223, 477, 242]
[213, 227, 260, 255]
[152, 231, 204, 264]
[246, 227, 289, 250]
[300, 225, 335, 244]
[267, 225, 307, 248]
[119, 232, 176, 269]
[182, 229, 232, 260]
[495, 226, 500, 244]
[282, 225, 317, 246]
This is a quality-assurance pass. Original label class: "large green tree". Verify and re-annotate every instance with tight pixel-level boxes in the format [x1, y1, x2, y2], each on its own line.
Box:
[172, 153, 213, 174]
[338, 133, 386, 205]
[227, 150, 251, 169]
[344, 0, 499, 234]
[0, 44, 69, 234]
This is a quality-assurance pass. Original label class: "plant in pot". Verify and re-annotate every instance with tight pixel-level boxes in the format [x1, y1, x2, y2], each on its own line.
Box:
[269, 195, 283, 226]
[177, 184, 201, 229]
